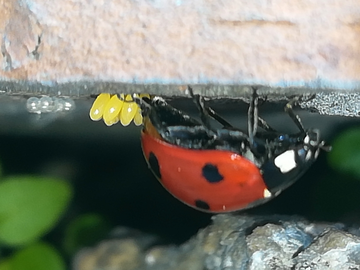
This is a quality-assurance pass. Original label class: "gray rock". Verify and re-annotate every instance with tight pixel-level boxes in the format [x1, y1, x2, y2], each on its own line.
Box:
[73, 214, 360, 270]
[299, 92, 360, 117]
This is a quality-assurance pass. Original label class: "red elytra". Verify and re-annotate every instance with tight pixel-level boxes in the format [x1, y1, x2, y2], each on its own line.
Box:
[136, 93, 328, 213]
[141, 130, 270, 213]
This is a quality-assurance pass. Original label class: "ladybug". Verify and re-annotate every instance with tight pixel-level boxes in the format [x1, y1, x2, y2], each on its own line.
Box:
[137, 88, 329, 213]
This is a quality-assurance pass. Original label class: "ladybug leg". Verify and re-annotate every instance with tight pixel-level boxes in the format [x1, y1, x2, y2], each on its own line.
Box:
[252, 93, 277, 132]
[258, 117, 277, 133]
[286, 97, 331, 152]
[248, 89, 278, 143]
[190, 89, 214, 131]
[188, 86, 234, 129]
[284, 97, 306, 133]
[204, 106, 234, 128]
[248, 89, 259, 145]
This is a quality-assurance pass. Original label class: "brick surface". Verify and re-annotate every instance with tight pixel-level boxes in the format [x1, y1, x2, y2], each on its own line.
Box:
[0, 0, 360, 96]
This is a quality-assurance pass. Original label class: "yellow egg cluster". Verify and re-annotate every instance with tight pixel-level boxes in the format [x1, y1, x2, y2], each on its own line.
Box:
[89, 93, 149, 126]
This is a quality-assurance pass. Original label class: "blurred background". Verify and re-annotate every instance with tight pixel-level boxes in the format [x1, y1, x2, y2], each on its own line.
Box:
[0, 95, 359, 268]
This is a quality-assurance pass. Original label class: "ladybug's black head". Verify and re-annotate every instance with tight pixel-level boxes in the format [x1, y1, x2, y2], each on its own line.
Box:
[259, 128, 327, 195]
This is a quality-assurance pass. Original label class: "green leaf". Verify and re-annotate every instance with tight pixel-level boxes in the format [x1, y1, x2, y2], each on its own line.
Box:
[0, 260, 11, 270]
[63, 213, 111, 255]
[0, 176, 72, 246]
[328, 128, 360, 178]
[7, 242, 65, 270]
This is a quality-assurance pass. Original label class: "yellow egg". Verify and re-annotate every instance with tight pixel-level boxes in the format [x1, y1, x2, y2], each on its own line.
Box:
[120, 95, 138, 126]
[104, 116, 119, 126]
[132, 93, 149, 126]
[89, 93, 110, 121]
[103, 95, 124, 126]
[90, 92, 151, 127]
[133, 111, 143, 126]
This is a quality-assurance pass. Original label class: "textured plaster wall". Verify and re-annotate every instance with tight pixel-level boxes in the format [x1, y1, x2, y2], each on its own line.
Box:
[0, 0, 359, 96]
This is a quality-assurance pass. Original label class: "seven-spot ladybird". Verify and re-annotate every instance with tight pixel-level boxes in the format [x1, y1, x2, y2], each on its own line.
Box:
[138, 88, 329, 213]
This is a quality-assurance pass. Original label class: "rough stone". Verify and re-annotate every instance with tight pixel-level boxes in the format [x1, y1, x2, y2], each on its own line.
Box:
[299, 91, 360, 117]
[73, 214, 360, 270]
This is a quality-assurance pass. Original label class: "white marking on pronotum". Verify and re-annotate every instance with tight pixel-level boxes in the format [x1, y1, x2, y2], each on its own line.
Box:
[263, 188, 272, 198]
[274, 150, 297, 173]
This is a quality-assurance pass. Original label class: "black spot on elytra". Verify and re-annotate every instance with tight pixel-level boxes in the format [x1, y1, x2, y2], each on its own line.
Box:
[202, 163, 224, 183]
[195, 200, 210, 210]
[149, 152, 161, 180]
